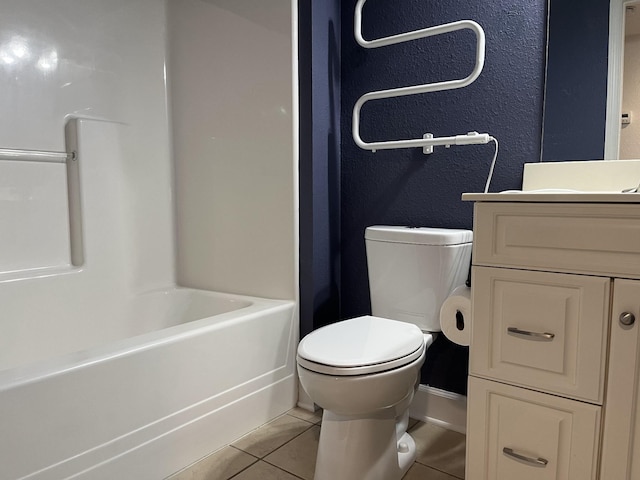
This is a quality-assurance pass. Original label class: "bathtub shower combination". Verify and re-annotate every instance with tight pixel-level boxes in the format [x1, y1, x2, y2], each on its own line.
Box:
[0, 119, 298, 480]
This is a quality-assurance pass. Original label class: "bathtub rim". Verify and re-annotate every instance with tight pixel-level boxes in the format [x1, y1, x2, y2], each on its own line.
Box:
[0, 286, 295, 392]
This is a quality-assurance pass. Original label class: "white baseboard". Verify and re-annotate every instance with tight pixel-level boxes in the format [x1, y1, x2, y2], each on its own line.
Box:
[409, 385, 467, 434]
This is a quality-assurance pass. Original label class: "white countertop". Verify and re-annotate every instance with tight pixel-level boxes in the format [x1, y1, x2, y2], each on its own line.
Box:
[462, 192, 640, 203]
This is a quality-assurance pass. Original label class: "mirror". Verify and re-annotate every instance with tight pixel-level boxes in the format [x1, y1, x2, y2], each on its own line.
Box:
[543, 0, 639, 161]
[541, 0, 610, 162]
[618, 1, 640, 158]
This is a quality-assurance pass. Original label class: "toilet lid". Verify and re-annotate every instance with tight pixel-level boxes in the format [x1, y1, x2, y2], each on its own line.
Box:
[297, 316, 425, 375]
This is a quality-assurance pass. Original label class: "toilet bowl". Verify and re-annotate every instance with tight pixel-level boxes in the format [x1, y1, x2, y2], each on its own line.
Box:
[297, 316, 432, 480]
[297, 226, 472, 480]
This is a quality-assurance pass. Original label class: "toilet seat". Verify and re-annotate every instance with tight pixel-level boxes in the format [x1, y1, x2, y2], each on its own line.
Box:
[297, 347, 425, 376]
[297, 316, 426, 376]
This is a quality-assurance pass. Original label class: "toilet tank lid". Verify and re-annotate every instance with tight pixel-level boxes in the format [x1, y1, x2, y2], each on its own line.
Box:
[297, 316, 425, 368]
[365, 226, 472, 245]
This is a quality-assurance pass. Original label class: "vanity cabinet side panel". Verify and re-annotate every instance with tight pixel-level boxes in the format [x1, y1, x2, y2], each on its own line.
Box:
[600, 279, 640, 480]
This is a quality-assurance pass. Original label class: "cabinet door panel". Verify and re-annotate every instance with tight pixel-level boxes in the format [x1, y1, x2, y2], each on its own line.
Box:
[471, 267, 610, 403]
[467, 377, 600, 480]
[600, 279, 640, 479]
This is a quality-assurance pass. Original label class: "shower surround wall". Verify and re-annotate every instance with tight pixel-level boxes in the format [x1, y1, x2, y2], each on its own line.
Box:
[0, 0, 297, 478]
[0, 0, 174, 370]
[169, 0, 296, 299]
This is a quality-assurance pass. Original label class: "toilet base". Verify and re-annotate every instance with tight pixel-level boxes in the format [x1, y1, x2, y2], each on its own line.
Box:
[397, 431, 416, 474]
[314, 409, 416, 480]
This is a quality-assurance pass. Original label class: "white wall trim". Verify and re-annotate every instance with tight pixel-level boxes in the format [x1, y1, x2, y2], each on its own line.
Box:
[409, 385, 467, 435]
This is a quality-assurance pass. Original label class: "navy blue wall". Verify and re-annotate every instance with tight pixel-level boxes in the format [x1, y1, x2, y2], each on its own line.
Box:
[299, 0, 342, 337]
[339, 0, 547, 393]
[300, 0, 613, 396]
[542, 0, 610, 161]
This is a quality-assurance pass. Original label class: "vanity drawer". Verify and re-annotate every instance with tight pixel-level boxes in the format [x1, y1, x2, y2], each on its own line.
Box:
[466, 377, 601, 480]
[473, 202, 640, 278]
[470, 267, 610, 403]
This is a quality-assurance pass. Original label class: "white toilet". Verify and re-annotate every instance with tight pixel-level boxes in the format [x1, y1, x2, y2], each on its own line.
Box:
[296, 226, 472, 480]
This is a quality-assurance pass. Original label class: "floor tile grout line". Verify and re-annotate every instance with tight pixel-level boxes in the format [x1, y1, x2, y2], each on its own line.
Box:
[264, 420, 317, 456]
[232, 420, 316, 459]
[260, 457, 307, 480]
[164, 446, 259, 480]
[285, 410, 323, 423]
[289, 411, 319, 423]
[209, 447, 258, 480]
[223, 451, 306, 480]
[229, 445, 259, 460]
[230, 411, 317, 451]
[413, 459, 464, 479]
[225, 456, 260, 480]
[285, 412, 322, 426]
[259, 422, 321, 479]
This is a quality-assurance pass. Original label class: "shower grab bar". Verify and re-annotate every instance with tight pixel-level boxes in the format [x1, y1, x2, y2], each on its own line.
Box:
[353, 0, 489, 152]
[0, 148, 75, 163]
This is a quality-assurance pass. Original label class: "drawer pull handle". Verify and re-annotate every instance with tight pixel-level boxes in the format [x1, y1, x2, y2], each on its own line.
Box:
[507, 327, 555, 341]
[503, 447, 549, 467]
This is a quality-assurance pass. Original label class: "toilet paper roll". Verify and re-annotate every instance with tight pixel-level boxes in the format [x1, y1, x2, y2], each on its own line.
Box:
[440, 285, 472, 346]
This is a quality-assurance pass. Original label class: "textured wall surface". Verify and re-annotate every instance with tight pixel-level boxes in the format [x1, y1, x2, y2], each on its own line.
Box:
[299, 0, 342, 336]
[339, 0, 547, 393]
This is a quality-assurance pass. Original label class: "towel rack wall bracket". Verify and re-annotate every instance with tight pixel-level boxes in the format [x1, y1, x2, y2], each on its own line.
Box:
[423, 133, 434, 154]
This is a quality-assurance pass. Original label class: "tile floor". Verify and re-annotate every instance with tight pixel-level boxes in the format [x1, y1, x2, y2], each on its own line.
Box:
[166, 408, 465, 480]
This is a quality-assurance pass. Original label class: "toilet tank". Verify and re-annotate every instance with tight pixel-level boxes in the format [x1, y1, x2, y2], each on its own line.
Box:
[365, 226, 472, 332]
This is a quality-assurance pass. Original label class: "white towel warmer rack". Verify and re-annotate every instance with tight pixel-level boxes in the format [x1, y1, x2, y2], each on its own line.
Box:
[353, 0, 491, 152]
[0, 148, 75, 163]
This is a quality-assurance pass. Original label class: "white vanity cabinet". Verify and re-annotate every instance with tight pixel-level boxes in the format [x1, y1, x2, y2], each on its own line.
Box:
[463, 198, 640, 480]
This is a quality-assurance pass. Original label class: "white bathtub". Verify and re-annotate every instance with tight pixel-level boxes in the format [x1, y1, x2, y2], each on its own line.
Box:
[0, 288, 297, 480]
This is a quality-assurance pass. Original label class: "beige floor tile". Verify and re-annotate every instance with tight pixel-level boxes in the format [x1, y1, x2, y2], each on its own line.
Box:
[286, 407, 323, 424]
[264, 425, 320, 480]
[231, 461, 301, 480]
[402, 462, 460, 480]
[232, 414, 313, 458]
[166, 446, 257, 480]
[167, 411, 467, 480]
[410, 422, 466, 479]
